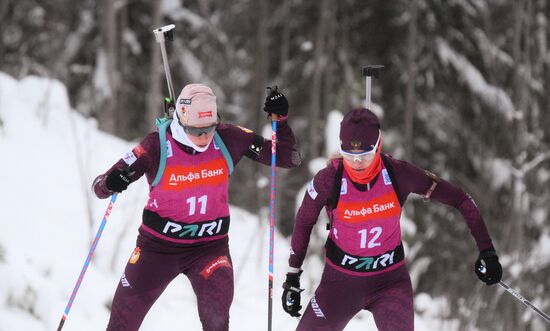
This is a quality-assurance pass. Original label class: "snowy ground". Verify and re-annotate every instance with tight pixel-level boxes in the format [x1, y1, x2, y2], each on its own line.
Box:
[0, 73, 451, 330]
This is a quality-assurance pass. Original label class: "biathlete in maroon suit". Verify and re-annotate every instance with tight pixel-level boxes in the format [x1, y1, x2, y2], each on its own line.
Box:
[92, 84, 300, 331]
[281, 108, 502, 331]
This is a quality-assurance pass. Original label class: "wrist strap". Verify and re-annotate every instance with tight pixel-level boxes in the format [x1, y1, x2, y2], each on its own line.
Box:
[479, 248, 497, 259]
[287, 266, 301, 274]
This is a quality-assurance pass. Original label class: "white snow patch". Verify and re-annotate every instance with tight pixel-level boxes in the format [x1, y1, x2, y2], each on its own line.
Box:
[308, 157, 327, 176]
[527, 231, 550, 269]
[415, 293, 458, 331]
[400, 211, 417, 237]
[325, 110, 343, 157]
[486, 158, 512, 189]
[300, 41, 313, 51]
[168, 7, 207, 30]
[162, 0, 181, 13]
[93, 50, 111, 98]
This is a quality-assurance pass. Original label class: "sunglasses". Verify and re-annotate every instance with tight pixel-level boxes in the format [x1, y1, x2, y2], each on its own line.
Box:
[340, 131, 381, 162]
[182, 122, 218, 137]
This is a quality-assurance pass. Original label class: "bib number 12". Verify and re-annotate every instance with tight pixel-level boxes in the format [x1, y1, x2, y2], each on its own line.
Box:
[358, 227, 382, 249]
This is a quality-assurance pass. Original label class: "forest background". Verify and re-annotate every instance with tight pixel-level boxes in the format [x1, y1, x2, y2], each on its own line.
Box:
[1, 1, 549, 330]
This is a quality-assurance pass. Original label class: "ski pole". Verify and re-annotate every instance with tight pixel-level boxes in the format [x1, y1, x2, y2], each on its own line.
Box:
[478, 264, 550, 324]
[266, 87, 278, 331]
[57, 193, 118, 331]
[362, 65, 384, 109]
[153, 24, 176, 118]
[498, 280, 550, 324]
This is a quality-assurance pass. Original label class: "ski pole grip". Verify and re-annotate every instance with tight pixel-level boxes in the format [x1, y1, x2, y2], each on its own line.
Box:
[153, 24, 176, 43]
[362, 65, 384, 78]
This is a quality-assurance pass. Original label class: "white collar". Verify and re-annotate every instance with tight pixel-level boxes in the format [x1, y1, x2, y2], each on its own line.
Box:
[169, 112, 211, 153]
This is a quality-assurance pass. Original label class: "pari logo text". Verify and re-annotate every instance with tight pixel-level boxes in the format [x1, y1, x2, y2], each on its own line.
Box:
[162, 219, 225, 238]
[341, 251, 396, 271]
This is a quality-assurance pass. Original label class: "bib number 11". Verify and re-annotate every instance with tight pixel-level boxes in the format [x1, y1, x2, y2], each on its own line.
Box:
[358, 227, 382, 249]
[187, 195, 208, 215]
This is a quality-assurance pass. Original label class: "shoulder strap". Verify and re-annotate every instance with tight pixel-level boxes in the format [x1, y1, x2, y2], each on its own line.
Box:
[327, 159, 344, 230]
[329, 159, 344, 210]
[152, 120, 234, 188]
[214, 132, 234, 175]
[380, 153, 403, 206]
[152, 118, 172, 187]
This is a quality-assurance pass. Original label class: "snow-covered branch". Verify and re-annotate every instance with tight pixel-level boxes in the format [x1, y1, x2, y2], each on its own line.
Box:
[436, 38, 516, 122]
[512, 151, 550, 178]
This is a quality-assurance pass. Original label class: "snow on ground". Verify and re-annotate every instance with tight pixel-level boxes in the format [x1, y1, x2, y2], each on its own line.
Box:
[0, 73, 450, 330]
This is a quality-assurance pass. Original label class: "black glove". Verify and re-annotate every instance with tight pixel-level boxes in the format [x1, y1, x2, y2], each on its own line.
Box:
[282, 270, 303, 317]
[105, 168, 134, 193]
[475, 248, 503, 285]
[264, 86, 289, 117]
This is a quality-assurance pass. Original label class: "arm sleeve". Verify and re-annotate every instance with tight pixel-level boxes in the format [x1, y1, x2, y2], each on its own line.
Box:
[92, 132, 159, 199]
[254, 119, 301, 168]
[288, 165, 335, 269]
[216, 120, 301, 168]
[390, 157, 494, 251]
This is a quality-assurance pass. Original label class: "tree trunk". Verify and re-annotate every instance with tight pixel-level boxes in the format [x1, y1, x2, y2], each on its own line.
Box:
[404, 0, 418, 161]
[0, 0, 10, 61]
[504, 1, 531, 328]
[544, 0, 550, 128]
[53, 0, 95, 83]
[117, 3, 129, 137]
[322, 3, 337, 119]
[97, 0, 119, 134]
[147, 1, 163, 130]
[508, 0, 530, 256]
[308, 0, 332, 159]
[278, 0, 292, 86]
[337, 3, 355, 113]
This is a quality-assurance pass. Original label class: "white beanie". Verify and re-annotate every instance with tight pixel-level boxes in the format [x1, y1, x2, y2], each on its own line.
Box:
[176, 83, 217, 126]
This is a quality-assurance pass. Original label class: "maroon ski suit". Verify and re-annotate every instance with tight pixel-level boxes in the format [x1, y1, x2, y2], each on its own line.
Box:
[93, 121, 299, 331]
[289, 155, 494, 331]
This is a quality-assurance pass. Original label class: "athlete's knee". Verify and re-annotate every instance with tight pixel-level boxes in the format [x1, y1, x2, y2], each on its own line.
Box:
[201, 313, 229, 331]
[197, 296, 231, 331]
[106, 288, 156, 331]
[107, 305, 142, 331]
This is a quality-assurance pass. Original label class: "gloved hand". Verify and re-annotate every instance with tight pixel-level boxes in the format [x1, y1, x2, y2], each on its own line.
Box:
[105, 167, 134, 193]
[475, 247, 503, 285]
[282, 270, 303, 317]
[264, 86, 289, 117]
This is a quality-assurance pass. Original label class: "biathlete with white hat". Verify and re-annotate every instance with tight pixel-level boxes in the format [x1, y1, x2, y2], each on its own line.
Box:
[281, 108, 502, 331]
[92, 84, 301, 331]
